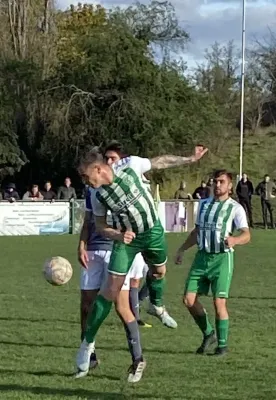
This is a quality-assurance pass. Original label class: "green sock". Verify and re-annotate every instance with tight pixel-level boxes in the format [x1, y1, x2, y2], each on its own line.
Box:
[146, 275, 165, 307]
[216, 319, 229, 348]
[85, 294, 112, 343]
[194, 313, 213, 336]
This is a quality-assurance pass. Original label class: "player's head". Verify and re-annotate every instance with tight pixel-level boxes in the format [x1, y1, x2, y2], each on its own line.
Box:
[78, 148, 112, 188]
[104, 141, 128, 166]
[264, 174, 270, 182]
[214, 170, 233, 198]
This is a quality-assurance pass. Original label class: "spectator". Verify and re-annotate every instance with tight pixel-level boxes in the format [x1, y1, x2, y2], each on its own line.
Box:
[174, 181, 192, 200]
[206, 178, 215, 197]
[23, 185, 44, 201]
[42, 181, 56, 201]
[3, 183, 20, 202]
[192, 181, 209, 200]
[57, 177, 77, 201]
[256, 174, 276, 229]
[236, 173, 254, 228]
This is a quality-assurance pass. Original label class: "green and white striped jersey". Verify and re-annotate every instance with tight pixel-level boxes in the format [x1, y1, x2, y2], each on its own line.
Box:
[92, 156, 158, 234]
[196, 197, 248, 253]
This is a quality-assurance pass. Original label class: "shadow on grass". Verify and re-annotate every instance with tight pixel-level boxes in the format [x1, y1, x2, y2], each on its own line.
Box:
[0, 384, 175, 399]
[0, 340, 196, 355]
[0, 385, 126, 399]
[0, 368, 120, 381]
[0, 316, 115, 327]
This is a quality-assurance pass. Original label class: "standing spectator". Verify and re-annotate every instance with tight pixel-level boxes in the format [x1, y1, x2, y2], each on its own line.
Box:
[206, 178, 215, 197]
[42, 181, 56, 201]
[57, 177, 77, 200]
[256, 174, 276, 229]
[3, 183, 20, 202]
[23, 185, 44, 201]
[174, 181, 192, 200]
[192, 181, 209, 200]
[236, 173, 254, 228]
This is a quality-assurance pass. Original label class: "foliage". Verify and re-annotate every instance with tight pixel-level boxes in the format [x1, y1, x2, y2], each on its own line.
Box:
[0, 1, 275, 191]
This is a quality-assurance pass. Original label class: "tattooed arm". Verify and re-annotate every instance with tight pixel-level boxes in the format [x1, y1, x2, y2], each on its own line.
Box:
[150, 145, 208, 170]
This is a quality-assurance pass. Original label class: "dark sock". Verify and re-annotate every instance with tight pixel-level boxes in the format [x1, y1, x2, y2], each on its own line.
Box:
[129, 287, 140, 320]
[216, 319, 229, 348]
[194, 313, 214, 336]
[138, 282, 149, 303]
[146, 275, 165, 307]
[123, 320, 142, 362]
[85, 294, 112, 343]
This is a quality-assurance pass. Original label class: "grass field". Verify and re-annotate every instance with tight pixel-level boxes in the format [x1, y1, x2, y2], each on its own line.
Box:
[1, 232, 276, 400]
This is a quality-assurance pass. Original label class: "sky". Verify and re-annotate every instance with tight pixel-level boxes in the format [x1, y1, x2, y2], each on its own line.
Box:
[56, 0, 276, 68]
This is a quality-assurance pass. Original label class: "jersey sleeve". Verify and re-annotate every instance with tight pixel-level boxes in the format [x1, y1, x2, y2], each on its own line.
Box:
[129, 156, 152, 175]
[233, 205, 249, 230]
[90, 190, 107, 217]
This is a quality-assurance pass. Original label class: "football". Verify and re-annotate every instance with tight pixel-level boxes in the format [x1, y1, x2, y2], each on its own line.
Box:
[43, 256, 73, 286]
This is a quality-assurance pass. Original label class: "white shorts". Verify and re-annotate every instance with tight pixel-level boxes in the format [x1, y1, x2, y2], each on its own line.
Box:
[80, 251, 148, 291]
[122, 253, 148, 290]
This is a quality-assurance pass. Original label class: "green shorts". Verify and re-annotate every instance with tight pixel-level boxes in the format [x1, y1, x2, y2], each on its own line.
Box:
[184, 250, 234, 298]
[108, 219, 167, 276]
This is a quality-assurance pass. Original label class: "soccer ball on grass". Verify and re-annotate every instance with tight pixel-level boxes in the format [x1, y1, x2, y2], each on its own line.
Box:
[43, 256, 73, 286]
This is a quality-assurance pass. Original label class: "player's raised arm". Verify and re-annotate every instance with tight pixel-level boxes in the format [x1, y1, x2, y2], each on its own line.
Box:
[150, 145, 208, 170]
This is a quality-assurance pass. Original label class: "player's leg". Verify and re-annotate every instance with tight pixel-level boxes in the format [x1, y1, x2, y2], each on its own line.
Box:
[76, 244, 137, 373]
[129, 254, 151, 328]
[142, 220, 177, 328]
[138, 264, 149, 304]
[116, 281, 146, 383]
[261, 199, 268, 228]
[184, 251, 216, 354]
[211, 252, 234, 356]
[76, 251, 107, 377]
[266, 201, 274, 229]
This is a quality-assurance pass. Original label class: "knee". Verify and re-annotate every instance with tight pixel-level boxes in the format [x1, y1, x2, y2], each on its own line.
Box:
[130, 278, 140, 288]
[213, 298, 227, 314]
[81, 293, 93, 314]
[149, 265, 166, 280]
[183, 293, 196, 308]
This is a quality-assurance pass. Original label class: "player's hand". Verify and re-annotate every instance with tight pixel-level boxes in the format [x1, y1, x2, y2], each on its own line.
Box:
[191, 145, 208, 162]
[78, 248, 89, 269]
[120, 231, 136, 244]
[225, 236, 236, 248]
[175, 249, 184, 265]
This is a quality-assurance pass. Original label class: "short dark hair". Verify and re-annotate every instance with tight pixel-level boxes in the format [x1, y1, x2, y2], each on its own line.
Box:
[104, 141, 128, 158]
[264, 174, 269, 178]
[214, 169, 233, 181]
[79, 148, 104, 169]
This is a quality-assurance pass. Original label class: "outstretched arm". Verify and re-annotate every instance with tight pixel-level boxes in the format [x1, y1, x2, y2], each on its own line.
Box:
[150, 145, 208, 170]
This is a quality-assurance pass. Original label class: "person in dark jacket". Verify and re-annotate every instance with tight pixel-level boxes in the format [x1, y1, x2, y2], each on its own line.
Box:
[256, 174, 276, 229]
[4, 183, 20, 202]
[42, 181, 56, 201]
[192, 181, 209, 200]
[236, 173, 254, 228]
[57, 177, 77, 200]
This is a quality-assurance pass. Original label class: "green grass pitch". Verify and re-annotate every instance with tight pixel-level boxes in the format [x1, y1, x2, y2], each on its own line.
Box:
[0, 232, 276, 400]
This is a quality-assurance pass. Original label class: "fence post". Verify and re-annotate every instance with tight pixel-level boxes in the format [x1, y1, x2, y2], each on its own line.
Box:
[71, 200, 75, 234]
